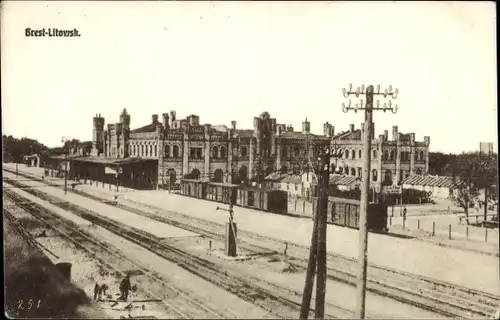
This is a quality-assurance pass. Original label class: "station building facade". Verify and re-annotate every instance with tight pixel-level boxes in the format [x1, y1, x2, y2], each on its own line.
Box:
[62, 109, 430, 191]
[330, 123, 430, 192]
[88, 109, 331, 189]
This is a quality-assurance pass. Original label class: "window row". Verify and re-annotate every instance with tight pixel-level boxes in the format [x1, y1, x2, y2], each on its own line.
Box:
[382, 150, 425, 161]
[130, 144, 158, 157]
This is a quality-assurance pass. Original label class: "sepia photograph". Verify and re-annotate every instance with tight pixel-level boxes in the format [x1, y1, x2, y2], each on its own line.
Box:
[2, 1, 499, 319]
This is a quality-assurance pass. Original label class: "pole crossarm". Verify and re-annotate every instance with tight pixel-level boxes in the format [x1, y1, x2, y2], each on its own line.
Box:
[342, 84, 399, 114]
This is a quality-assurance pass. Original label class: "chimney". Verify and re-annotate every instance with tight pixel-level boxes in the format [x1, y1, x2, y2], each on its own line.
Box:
[287, 125, 294, 132]
[330, 125, 335, 137]
[152, 114, 159, 123]
[162, 113, 169, 129]
[349, 124, 354, 132]
[231, 121, 236, 131]
[170, 110, 176, 122]
[384, 130, 388, 140]
[424, 136, 430, 146]
[392, 126, 398, 140]
[379, 134, 385, 141]
[410, 133, 415, 141]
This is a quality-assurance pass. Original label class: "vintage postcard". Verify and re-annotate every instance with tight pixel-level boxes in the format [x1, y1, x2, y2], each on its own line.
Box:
[2, 1, 498, 319]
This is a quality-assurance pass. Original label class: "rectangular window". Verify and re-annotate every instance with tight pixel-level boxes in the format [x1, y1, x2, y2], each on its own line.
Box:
[190, 148, 196, 159]
[197, 148, 203, 159]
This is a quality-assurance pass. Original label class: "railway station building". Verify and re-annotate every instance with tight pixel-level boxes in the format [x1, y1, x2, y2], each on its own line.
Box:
[48, 109, 429, 191]
[50, 109, 331, 190]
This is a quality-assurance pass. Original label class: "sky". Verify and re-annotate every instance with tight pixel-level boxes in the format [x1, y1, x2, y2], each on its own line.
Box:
[1, 1, 497, 154]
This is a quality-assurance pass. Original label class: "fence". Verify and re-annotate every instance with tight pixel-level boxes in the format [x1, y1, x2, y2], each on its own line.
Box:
[388, 216, 499, 244]
[287, 197, 313, 216]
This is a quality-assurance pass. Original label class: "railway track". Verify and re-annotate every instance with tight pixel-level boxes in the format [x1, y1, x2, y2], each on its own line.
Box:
[3, 192, 228, 319]
[3, 177, 351, 319]
[5, 170, 500, 318]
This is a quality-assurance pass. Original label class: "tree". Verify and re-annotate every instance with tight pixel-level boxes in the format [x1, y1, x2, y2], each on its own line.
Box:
[429, 152, 457, 176]
[2, 135, 50, 162]
[445, 152, 498, 224]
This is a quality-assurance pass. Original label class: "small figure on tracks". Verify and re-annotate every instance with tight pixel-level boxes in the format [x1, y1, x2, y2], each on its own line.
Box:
[119, 274, 132, 302]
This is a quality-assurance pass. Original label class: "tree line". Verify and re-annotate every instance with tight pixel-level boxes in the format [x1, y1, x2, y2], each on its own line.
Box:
[2, 135, 93, 163]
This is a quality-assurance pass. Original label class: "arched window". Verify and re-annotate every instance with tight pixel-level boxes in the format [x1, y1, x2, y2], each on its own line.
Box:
[281, 147, 285, 157]
[358, 150, 362, 158]
[141, 145, 144, 156]
[173, 145, 180, 158]
[384, 150, 389, 161]
[373, 150, 377, 159]
[241, 146, 248, 157]
[338, 167, 343, 174]
[213, 146, 219, 159]
[351, 150, 356, 159]
[416, 168, 422, 175]
[295, 148, 300, 157]
[351, 168, 356, 176]
[390, 150, 395, 160]
[345, 166, 349, 175]
[358, 167, 362, 178]
[165, 145, 171, 157]
[145, 146, 149, 156]
[220, 146, 226, 158]
[149, 145, 153, 157]
[372, 169, 378, 181]
[420, 151, 424, 161]
[154, 145, 157, 157]
[120, 147, 123, 156]
[415, 152, 419, 161]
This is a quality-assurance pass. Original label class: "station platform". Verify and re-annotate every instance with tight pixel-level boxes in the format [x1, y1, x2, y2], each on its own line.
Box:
[4, 171, 198, 239]
[4, 164, 500, 296]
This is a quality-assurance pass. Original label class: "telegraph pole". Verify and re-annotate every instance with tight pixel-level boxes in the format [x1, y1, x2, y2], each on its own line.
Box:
[342, 84, 399, 319]
[315, 145, 331, 318]
[299, 144, 331, 319]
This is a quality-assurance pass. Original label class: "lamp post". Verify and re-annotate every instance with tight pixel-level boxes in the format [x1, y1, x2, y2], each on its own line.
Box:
[342, 84, 399, 319]
[61, 137, 69, 195]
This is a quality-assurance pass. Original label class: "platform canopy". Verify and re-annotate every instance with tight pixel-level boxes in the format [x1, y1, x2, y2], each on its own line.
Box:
[49, 155, 157, 166]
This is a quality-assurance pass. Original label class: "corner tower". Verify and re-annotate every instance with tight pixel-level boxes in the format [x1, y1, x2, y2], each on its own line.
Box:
[92, 113, 105, 156]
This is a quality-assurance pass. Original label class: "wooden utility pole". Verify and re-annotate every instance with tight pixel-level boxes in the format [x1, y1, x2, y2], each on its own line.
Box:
[342, 84, 399, 318]
[299, 145, 331, 319]
[299, 195, 320, 319]
[315, 146, 330, 318]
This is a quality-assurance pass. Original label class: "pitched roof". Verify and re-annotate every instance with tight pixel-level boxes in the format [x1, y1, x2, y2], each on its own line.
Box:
[235, 129, 254, 138]
[264, 172, 288, 181]
[212, 125, 228, 133]
[281, 174, 302, 184]
[332, 130, 351, 140]
[131, 123, 158, 133]
[402, 175, 454, 188]
[279, 132, 330, 141]
[335, 175, 361, 186]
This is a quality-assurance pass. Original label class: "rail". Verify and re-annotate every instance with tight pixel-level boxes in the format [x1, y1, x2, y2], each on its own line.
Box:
[5, 169, 500, 318]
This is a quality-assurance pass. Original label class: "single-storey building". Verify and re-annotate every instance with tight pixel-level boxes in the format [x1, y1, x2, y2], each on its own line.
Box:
[401, 175, 455, 199]
[329, 175, 362, 191]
